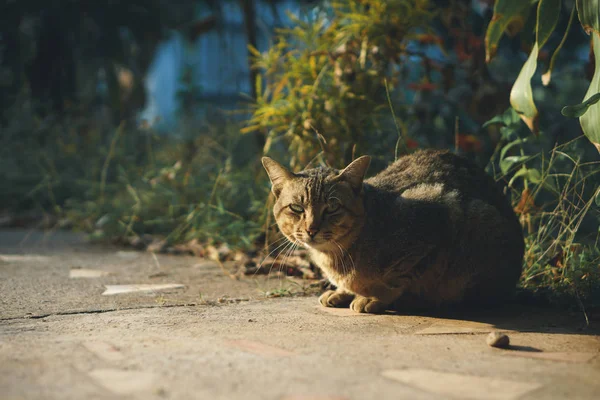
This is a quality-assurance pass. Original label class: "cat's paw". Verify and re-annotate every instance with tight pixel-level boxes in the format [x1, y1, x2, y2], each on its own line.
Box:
[350, 296, 386, 314]
[319, 290, 354, 308]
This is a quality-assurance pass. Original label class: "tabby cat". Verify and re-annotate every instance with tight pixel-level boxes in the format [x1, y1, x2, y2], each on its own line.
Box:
[262, 150, 524, 313]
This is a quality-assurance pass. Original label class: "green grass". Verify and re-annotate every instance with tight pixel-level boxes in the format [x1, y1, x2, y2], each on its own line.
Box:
[0, 101, 269, 251]
[505, 139, 600, 313]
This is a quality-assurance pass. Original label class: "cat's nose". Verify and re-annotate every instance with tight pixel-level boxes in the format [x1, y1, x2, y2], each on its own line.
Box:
[306, 227, 319, 238]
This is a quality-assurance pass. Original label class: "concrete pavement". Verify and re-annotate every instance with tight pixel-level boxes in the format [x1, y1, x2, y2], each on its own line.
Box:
[1, 229, 599, 400]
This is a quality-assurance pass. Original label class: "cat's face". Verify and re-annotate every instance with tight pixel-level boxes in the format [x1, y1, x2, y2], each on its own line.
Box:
[262, 156, 370, 251]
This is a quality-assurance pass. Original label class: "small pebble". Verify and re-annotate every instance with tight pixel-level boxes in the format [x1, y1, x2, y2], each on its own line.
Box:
[486, 331, 510, 348]
[248, 318, 255, 322]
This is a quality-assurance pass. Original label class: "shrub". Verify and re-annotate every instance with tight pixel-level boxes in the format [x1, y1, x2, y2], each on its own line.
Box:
[245, 0, 434, 169]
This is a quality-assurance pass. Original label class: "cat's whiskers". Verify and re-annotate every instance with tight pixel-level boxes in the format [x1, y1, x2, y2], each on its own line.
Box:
[277, 239, 299, 278]
[266, 240, 295, 276]
[333, 239, 355, 275]
[256, 238, 293, 277]
[332, 244, 342, 275]
[262, 235, 289, 251]
[328, 240, 343, 275]
[329, 240, 346, 275]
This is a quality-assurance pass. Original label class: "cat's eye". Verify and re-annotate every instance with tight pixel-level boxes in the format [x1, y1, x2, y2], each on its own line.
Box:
[289, 204, 304, 214]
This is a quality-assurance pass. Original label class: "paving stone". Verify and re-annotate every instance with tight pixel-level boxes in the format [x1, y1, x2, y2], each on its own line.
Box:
[0, 254, 51, 263]
[88, 369, 159, 395]
[281, 396, 349, 400]
[69, 268, 112, 278]
[116, 251, 140, 259]
[82, 341, 125, 362]
[101, 284, 185, 295]
[382, 368, 542, 400]
[415, 320, 511, 335]
[224, 339, 295, 357]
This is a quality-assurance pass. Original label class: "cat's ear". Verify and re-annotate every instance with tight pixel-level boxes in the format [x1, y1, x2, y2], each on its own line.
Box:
[262, 157, 294, 198]
[337, 155, 371, 191]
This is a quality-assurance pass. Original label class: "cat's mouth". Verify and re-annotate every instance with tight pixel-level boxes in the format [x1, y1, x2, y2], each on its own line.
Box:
[296, 234, 330, 249]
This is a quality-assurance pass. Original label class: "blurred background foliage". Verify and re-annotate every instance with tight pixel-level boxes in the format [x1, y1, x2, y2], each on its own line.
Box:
[1, 0, 598, 308]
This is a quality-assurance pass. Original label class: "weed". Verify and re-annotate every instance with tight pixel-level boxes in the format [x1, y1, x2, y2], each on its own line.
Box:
[499, 137, 600, 309]
[264, 288, 294, 298]
[155, 294, 168, 306]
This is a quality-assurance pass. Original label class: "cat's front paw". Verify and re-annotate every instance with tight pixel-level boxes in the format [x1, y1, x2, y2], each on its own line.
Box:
[350, 296, 386, 314]
[319, 290, 354, 308]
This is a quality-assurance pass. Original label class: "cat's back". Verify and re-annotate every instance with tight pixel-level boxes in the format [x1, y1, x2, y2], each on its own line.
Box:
[365, 150, 513, 217]
[361, 150, 523, 306]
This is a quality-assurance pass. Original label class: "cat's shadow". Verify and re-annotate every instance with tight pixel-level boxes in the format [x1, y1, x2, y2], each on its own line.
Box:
[389, 303, 599, 339]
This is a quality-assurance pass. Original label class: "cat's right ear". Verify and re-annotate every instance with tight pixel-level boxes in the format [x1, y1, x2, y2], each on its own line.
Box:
[336, 155, 371, 192]
[261, 157, 294, 198]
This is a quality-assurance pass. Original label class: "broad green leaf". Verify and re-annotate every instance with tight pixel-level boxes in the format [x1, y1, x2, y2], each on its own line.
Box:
[536, 0, 561, 48]
[510, 43, 539, 134]
[573, 0, 600, 152]
[485, 0, 534, 62]
[579, 34, 600, 153]
[561, 92, 600, 117]
[576, 0, 600, 35]
[509, 0, 561, 135]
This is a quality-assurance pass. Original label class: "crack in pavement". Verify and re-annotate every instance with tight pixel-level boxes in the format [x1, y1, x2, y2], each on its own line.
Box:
[0, 302, 204, 321]
[1, 296, 264, 322]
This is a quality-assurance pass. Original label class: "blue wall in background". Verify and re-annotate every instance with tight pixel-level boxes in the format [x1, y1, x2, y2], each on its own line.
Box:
[140, 0, 303, 130]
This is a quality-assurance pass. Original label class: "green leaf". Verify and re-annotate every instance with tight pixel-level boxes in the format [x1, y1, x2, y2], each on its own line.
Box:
[526, 168, 542, 183]
[576, 0, 600, 35]
[482, 107, 521, 128]
[536, 0, 561, 49]
[510, 43, 539, 134]
[499, 137, 530, 174]
[501, 155, 531, 174]
[579, 34, 600, 153]
[571, 0, 600, 152]
[500, 137, 527, 160]
[485, 0, 534, 62]
[255, 74, 263, 102]
[499, 126, 515, 140]
[561, 92, 600, 117]
[482, 114, 507, 128]
[509, 167, 542, 187]
[509, 0, 561, 135]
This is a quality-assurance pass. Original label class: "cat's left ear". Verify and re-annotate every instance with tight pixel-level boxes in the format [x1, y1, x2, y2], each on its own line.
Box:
[337, 155, 371, 191]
